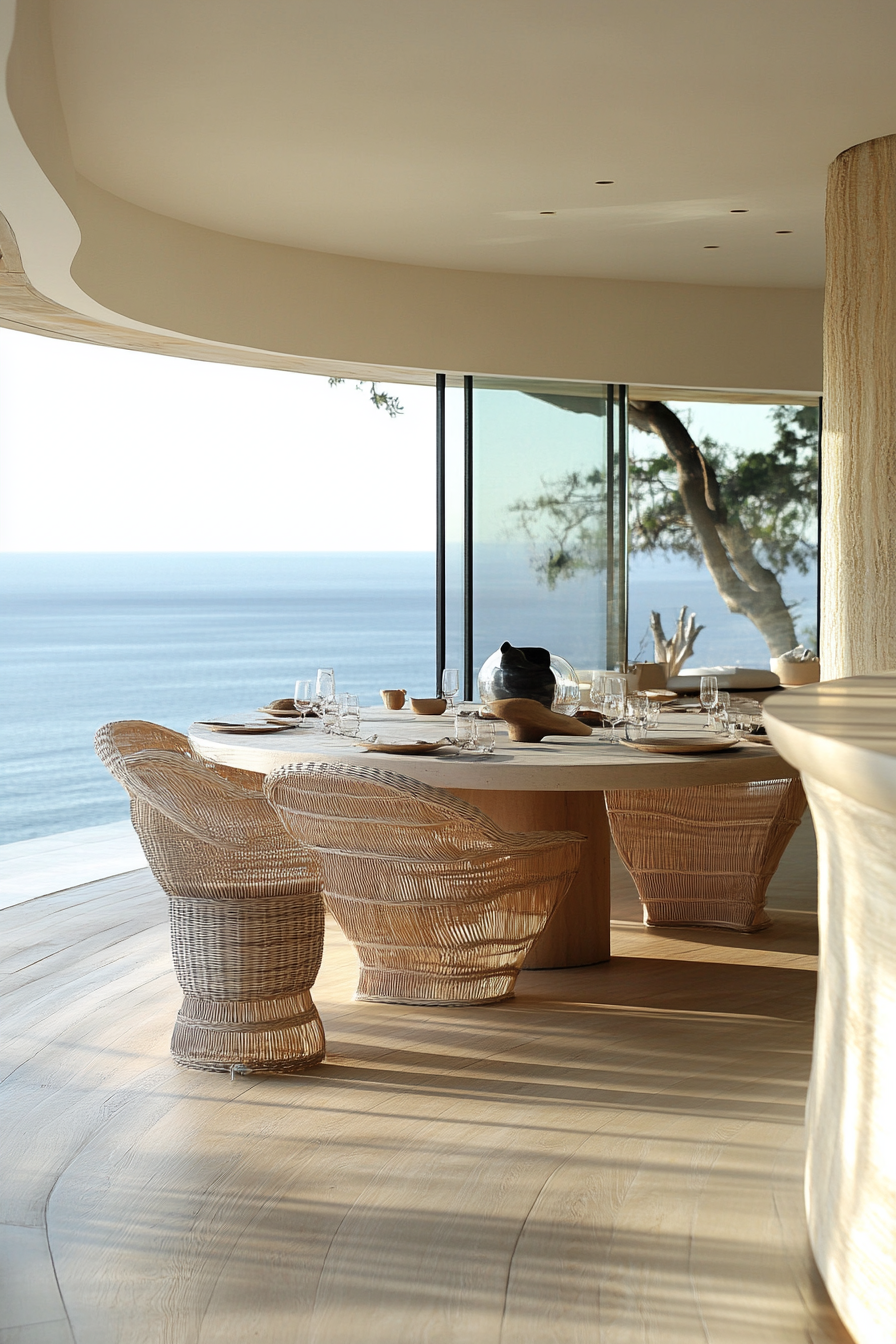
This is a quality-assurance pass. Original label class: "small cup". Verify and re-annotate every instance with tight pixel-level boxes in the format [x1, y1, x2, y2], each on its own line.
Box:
[380, 689, 406, 710]
[471, 719, 496, 754]
[454, 710, 476, 750]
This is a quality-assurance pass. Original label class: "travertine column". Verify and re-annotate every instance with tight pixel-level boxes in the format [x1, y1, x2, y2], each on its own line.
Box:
[823, 136, 896, 677]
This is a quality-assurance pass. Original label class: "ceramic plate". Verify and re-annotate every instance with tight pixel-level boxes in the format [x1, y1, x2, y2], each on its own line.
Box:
[620, 734, 742, 754]
[360, 738, 454, 755]
[195, 721, 298, 735]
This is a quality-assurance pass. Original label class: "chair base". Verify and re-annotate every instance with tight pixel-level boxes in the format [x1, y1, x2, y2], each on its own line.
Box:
[642, 900, 772, 933]
[354, 965, 517, 1006]
[171, 989, 325, 1073]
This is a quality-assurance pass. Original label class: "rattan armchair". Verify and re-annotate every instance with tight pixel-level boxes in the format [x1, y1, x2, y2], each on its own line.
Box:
[605, 776, 807, 931]
[264, 761, 584, 1005]
[95, 721, 325, 1073]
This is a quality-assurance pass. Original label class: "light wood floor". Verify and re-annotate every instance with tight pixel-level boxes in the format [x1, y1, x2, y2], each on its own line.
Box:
[1, 817, 851, 1344]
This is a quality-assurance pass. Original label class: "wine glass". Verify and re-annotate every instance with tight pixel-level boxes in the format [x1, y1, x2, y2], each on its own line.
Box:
[699, 675, 718, 729]
[714, 691, 731, 734]
[441, 667, 460, 708]
[603, 677, 626, 742]
[294, 678, 314, 723]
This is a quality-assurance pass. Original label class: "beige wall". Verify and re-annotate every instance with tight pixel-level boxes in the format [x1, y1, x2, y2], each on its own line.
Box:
[6, 0, 823, 393]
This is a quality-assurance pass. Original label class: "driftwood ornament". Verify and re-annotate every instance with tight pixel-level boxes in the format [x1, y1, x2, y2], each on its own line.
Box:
[488, 698, 593, 743]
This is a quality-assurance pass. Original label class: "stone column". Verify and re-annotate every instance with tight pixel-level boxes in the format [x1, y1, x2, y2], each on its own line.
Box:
[823, 135, 896, 678]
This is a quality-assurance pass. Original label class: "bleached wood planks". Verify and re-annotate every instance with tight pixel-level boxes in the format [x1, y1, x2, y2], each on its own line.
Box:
[0, 855, 849, 1344]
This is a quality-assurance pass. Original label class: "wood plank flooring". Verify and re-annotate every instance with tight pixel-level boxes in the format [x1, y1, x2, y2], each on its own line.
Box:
[0, 823, 851, 1344]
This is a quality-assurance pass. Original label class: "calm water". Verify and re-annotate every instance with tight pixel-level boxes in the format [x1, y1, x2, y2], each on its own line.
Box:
[0, 553, 435, 843]
[0, 550, 816, 844]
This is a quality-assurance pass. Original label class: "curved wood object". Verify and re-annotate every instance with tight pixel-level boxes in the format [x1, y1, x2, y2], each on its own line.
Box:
[489, 698, 593, 743]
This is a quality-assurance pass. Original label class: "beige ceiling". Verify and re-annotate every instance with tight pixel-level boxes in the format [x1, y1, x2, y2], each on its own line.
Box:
[46, 0, 896, 290]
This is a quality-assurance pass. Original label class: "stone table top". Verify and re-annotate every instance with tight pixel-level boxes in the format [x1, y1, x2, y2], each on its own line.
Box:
[764, 671, 896, 815]
[190, 706, 797, 792]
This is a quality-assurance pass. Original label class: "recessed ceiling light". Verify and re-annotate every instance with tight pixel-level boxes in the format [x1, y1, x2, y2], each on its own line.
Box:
[730, 208, 748, 213]
[540, 210, 556, 215]
[594, 180, 614, 185]
[776, 229, 793, 234]
[704, 245, 720, 249]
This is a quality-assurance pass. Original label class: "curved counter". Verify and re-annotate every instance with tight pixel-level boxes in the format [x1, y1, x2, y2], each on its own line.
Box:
[764, 675, 896, 1344]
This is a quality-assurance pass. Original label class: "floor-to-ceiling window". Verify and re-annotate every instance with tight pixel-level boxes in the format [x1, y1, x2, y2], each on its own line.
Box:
[626, 393, 819, 669]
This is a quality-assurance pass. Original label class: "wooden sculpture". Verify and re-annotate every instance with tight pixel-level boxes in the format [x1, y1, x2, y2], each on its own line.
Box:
[488, 697, 593, 743]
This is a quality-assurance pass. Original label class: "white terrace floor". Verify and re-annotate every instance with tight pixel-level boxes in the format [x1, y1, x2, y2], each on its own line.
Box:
[0, 816, 852, 1344]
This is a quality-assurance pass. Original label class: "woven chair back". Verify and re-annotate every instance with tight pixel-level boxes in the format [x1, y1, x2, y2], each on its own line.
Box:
[265, 761, 584, 1005]
[265, 760, 509, 861]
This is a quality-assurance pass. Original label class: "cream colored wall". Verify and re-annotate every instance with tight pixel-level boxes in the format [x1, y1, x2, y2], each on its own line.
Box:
[3, 0, 823, 392]
[67, 178, 822, 392]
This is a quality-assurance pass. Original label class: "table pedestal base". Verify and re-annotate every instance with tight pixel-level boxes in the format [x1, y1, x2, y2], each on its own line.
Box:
[605, 778, 806, 933]
[446, 788, 610, 968]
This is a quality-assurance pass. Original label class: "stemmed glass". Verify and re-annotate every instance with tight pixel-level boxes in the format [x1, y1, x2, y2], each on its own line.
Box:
[699, 675, 719, 730]
[602, 675, 627, 742]
[441, 667, 460, 709]
[294, 679, 315, 724]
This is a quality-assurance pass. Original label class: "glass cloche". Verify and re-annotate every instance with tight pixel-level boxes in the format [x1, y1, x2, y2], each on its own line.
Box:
[477, 643, 581, 716]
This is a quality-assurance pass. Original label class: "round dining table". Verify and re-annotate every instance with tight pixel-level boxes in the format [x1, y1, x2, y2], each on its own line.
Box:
[190, 706, 800, 969]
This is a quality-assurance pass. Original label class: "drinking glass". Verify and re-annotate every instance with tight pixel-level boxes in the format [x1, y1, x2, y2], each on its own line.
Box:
[471, 718, 496, 754]
[316, 668, 335, 703]
[320, 697, 340, 732]
[699, 675, 719, 729]
[454, 710, 476, 749]
[294, 679, 314, 721]
[337, 694, 361, 737]
[626, 692, 649, 740]
[553, 678, 581, 716]
[603, 678, 626, 742]
[713, 691, 731, 734]
[441, 667, 460, 708]
[645, 697, 662, 729]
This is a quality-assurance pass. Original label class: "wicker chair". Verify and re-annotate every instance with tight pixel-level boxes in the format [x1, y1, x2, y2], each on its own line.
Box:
[264, 761, 584, 1005]
[95, 721, 325, 1073]
[605, 777, 807, 932]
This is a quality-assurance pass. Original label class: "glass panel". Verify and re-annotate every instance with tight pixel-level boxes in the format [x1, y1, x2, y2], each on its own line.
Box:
[471, 378, 612, 687]
[627, 397, 820, 670]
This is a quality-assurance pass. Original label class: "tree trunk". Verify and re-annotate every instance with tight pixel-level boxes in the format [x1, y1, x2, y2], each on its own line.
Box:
[627, 401, 797, 656]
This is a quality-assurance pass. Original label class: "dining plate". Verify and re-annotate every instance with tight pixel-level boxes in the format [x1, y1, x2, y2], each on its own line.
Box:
[195, 721, 298, 735]
[620, 734, 742, 754]
[360, 738, 454, 755]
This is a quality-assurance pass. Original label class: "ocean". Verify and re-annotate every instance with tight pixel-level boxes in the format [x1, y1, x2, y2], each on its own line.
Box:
[0, 553, 435, 843]
[0, 551, 816, 844]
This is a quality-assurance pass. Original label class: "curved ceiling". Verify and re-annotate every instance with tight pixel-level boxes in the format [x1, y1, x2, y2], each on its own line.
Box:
[47, 0, 896, 288]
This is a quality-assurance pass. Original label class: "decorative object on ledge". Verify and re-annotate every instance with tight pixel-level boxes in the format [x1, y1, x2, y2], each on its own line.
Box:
[605, 776, 806, 932]
[489, 697, 593, 743]
[770, 646, 821, 686]
[478, 643, 580, 714]
[409, 696, 447, 715]
[380, 688, 406, 709]
[265, 760, 584, 1005]
[649, 605, 704, 676]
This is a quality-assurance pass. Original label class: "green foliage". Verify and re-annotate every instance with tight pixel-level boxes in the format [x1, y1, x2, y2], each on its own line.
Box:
[509, 405, 819, 591]
[327, 377, 403, 418]
[630, 404, 819, 573]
